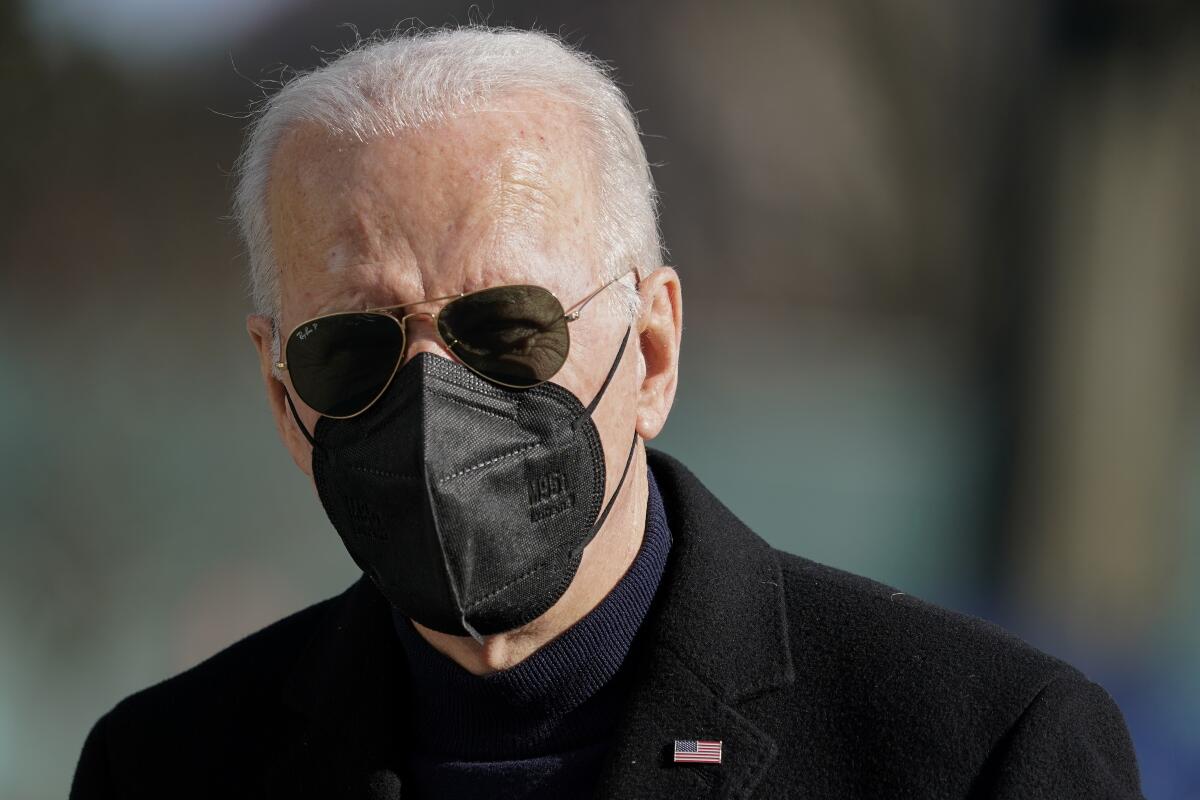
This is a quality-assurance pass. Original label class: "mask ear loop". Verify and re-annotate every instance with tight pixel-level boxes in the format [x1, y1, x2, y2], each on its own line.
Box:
[283, 389, 320, 451]
[573, 325, 632, 429]
[572, 430, 638, 560]
[568, 325, 640, 558]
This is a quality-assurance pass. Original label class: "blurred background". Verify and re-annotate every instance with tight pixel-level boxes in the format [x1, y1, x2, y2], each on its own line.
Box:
[2, 0, 1198, 796]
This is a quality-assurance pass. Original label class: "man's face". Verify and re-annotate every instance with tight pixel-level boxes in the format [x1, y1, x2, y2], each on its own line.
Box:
[265, 93, 638, 483]
[246, 91, 682, 662]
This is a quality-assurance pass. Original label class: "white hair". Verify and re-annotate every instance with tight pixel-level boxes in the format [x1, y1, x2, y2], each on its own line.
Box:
[231, 25, 662, 330]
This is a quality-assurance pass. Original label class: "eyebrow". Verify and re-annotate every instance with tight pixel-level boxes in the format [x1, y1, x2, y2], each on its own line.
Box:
[312, 291, 373, 316]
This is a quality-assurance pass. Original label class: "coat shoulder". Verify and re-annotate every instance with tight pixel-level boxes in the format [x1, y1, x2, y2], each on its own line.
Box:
[770, 550, 1090, 760]
[762, 550, 1142, 797]
[99, 586, 347, 749]
[775, 549, 1071, 704]
[120, 590, 338, 718]
[73, 588, 353, 799]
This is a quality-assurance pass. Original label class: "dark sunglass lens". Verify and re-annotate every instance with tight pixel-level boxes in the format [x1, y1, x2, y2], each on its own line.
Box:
[286, 313, 404, 417]
[438, 285, 569, 387]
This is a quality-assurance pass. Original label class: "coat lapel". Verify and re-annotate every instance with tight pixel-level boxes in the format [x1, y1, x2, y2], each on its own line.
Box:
[593, 451, 795, 799]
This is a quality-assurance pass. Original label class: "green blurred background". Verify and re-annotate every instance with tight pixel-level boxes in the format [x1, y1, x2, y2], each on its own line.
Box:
[2, 0, 1198, 797]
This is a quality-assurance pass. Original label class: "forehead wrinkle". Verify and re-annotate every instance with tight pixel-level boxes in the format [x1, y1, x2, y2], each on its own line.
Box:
[478, 118, 598, 298]
[496, 145, 556, 225]
[272, 98, 603, 324]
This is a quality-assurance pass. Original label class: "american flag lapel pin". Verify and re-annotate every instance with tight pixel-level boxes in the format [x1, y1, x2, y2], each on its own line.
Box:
[673, 739, 723, 764]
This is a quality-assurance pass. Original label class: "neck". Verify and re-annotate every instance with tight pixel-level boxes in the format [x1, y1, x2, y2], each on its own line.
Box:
[412, 445, 649, 674]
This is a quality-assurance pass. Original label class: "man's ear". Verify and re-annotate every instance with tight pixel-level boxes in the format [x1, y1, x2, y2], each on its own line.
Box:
[246, 314, 314, 477]
[634, 267, 682, 441]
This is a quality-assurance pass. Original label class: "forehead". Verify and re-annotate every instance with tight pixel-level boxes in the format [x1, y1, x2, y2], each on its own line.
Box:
[267, 93, 600, 322]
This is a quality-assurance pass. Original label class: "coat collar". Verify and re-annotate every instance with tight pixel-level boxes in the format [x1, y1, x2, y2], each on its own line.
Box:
[268, 448, 794, 799]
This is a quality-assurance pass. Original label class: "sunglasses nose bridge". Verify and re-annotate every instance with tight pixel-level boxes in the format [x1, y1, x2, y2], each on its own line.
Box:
[398, 310, 436, 325]
[399, 311, 455, 363]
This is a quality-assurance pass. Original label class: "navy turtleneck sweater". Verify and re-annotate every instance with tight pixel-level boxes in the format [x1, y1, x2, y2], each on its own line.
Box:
[391, 467, 672, 799]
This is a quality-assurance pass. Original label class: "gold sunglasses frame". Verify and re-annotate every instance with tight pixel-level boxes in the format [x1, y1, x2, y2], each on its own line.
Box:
[275, 267, 639, 419]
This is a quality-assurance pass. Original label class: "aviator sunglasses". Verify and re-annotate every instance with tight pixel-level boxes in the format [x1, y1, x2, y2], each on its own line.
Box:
[275, 267, 638, 419]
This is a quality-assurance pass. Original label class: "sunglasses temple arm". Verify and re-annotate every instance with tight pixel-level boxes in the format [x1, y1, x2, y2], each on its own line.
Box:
[283, 390, 320, 450]
[562, 266, 639, 321]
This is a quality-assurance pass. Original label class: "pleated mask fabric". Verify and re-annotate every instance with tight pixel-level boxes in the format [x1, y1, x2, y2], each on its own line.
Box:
[290, 329, 637, 638]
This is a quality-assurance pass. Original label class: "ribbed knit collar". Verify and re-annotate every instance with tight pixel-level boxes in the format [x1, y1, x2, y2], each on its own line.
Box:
[392, 466, 672, 759]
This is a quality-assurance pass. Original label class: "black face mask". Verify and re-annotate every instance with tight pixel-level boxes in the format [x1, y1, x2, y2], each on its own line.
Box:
[285, 329, 638, 639]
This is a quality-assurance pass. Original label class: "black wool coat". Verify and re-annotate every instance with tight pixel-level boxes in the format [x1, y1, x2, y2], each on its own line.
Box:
[71, 450, 1145, 799]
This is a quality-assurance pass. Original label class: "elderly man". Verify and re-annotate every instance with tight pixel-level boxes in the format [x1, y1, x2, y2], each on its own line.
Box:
[71, 27, 1143, 800]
